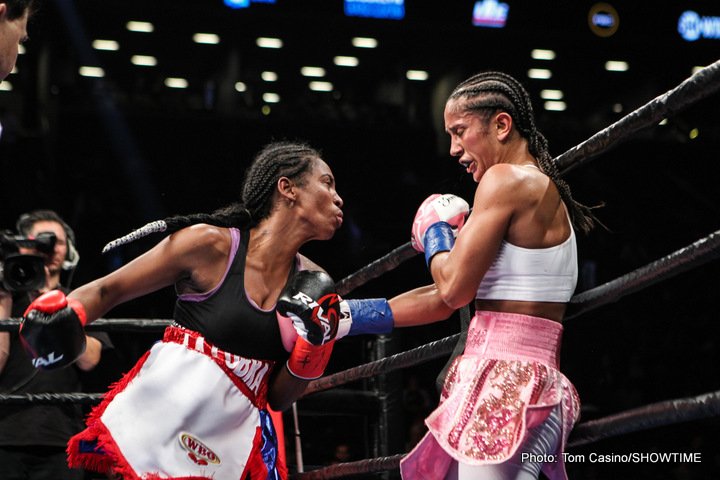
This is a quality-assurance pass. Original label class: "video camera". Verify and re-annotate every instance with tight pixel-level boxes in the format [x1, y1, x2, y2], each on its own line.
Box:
[0, 230, 56, 292]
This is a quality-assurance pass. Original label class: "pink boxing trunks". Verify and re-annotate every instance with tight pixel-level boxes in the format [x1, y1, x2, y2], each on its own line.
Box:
[400, 311, 580, 480]
[68, 326, 285, 480]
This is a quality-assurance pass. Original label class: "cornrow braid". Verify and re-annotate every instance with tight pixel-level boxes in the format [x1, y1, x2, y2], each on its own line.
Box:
[241, 141, 317, 221]
[102, 141, 320, 253]
[449, 71, 599, 234]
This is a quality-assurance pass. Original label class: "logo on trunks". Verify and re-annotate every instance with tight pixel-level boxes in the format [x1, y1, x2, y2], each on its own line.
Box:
[179, 433, 221, 466]
[182, 332, 271, 396]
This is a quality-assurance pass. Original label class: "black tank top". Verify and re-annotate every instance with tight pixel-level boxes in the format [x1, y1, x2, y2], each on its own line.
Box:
[173, 228, 291, 361]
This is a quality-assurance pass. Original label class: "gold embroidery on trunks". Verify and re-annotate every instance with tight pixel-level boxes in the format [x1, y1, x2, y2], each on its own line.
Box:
[463, 361, 535, 460]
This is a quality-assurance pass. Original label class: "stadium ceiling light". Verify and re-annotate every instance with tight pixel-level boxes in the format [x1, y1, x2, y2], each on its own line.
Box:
[540, 89, 563, 100]
[605, 60, 629, 72]
[93, 39, 120, 51]
[165, 77, 189, 89]
[528, 68, 552, 79]
[131, 55, 157, 67]
[334, 56, 359, 67]
[531, 49, 556, 60]
[126, 21, 154, 33]
[406, 70, 429, 81]
[79, 66, 105, 78]
[301, 66, 326, 77]
[309, 81, 333, 92]
[256, 37, 283, 49]
[352, 37, 378, 48]
[544, 100, 566, 111]
[193, 33, 220, 44]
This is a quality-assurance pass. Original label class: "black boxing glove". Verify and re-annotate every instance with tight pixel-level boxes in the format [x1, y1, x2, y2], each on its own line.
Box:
[277, 270, 340, 380]
[277, 270, 339, 346]
[20, 290, 87, 370]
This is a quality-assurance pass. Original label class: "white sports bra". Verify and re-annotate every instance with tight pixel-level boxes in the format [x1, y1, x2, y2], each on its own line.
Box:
[475, 224, 578, 303]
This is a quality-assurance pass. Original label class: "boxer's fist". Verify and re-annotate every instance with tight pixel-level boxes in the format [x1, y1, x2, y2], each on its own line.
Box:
[20, 290, 87, 370]
[411, 193, 469, 253]
[277, 270, 339, 346]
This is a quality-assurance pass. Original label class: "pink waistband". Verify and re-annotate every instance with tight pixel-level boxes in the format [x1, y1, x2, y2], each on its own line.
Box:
[464, 311, 563, 368]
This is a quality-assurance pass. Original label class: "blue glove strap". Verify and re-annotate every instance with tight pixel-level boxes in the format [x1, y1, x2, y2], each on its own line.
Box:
[346, 299, 394, 336]
[423, 221, 455, 267]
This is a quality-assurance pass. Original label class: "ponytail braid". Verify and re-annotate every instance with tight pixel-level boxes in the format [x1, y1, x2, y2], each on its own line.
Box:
[103, 141, 320, 253]
[449, 71, 600, 234]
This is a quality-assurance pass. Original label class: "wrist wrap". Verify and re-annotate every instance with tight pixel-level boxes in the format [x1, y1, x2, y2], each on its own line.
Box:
[423, 221, 455, 267]
[343, 299, 394, 337]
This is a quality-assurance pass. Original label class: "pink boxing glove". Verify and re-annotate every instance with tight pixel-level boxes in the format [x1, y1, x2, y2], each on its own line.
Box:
[411, 193, 469, 266]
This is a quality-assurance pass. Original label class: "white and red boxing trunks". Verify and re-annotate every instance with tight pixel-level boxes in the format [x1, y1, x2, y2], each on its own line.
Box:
[68, 326, 285, 480]
[400, 311, 580, 480]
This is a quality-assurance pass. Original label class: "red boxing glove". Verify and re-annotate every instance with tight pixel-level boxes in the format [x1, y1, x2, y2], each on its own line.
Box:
[286, 338, 334, 380]
[20, 290, 87, 370]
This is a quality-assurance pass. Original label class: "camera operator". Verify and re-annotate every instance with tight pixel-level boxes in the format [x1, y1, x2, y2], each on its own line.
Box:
[0, 210, 113, 480]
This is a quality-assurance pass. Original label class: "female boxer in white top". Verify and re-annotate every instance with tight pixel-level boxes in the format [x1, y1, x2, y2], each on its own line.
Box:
[388, 71, 599, 480]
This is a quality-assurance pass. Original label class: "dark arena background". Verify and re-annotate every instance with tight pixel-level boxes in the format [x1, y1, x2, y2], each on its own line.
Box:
[2, 1, 720, 478]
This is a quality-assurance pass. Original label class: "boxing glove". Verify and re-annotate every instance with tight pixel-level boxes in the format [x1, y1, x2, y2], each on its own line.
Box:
[411, 193, 470, 266]
[277, 270, 340, 380]
[286, 338, 334, 380]
[277, 270, 339, 346]
[20, 290, 87, 370]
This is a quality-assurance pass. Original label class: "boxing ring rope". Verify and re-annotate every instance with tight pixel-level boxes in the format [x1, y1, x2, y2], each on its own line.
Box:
[0, 59, 718, 477]
[567, 388, 720, 448]
[555, 58, 720, 175]
[566, 227, 720, 320]
[336, 243, 418, 297]
[304, 334, 459, 396]
[0, 318, 171, 334]
[0, 392, 103, 405]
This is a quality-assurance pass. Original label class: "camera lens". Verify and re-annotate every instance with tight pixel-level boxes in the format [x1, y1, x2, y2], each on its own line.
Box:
[2, 255, 45, 292]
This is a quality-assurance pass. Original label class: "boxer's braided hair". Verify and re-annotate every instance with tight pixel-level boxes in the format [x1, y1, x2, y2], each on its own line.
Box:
[102, 141, 320, 253]
[448, 71, 599, 234]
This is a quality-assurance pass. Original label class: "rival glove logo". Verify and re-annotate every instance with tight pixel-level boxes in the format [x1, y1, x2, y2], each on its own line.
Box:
[31, 351, 65, 368]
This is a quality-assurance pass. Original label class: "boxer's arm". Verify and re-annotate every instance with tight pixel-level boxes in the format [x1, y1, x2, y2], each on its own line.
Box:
[389, 284, 456, 327]
[75, 335, 102, 371]
[71, 224, 228, 322]
[429, 168, 514, 309]
[267, 366, 311, 412]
